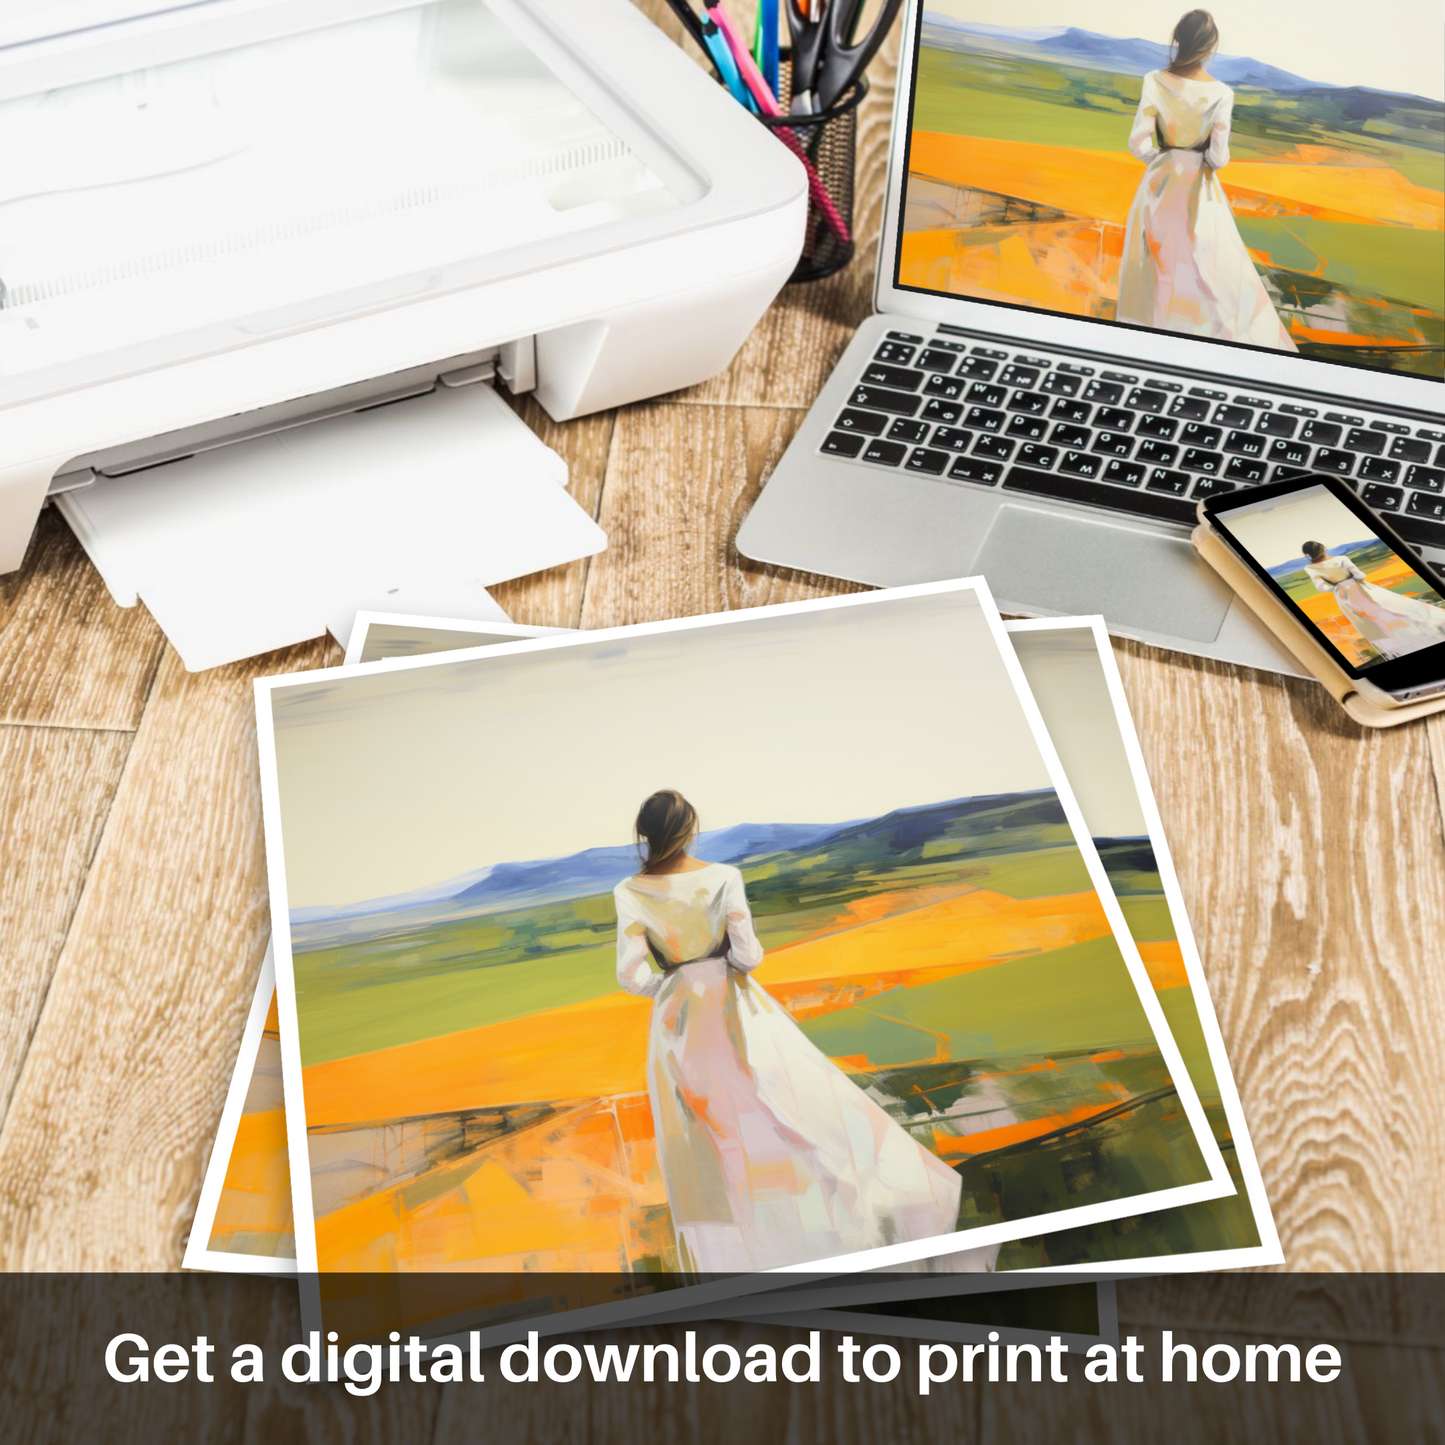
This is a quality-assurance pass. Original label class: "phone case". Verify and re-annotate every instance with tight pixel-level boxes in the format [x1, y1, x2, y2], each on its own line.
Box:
[1192, 522, 1445, 728]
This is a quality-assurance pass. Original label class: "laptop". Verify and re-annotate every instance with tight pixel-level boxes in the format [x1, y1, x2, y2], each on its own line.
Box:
[737, 2, 1443, 673]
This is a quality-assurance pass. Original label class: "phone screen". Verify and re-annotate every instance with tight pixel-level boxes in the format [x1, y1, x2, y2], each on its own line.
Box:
[1210, 481, 1445, 677]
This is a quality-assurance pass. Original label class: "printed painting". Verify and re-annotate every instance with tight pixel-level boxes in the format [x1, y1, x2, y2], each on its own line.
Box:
[903, 2, 1443, 375]
[257, 585, 1231, 1340]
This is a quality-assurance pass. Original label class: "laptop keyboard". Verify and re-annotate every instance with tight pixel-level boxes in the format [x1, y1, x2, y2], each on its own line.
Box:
[821, 330, 1445, 551]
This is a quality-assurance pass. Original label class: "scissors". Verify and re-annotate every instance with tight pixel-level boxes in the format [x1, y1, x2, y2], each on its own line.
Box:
[786, 0, 903, 114]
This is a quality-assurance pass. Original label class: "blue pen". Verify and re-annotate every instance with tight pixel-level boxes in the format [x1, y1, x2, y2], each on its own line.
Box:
[758, 0, 779, 98]
[700, 14, 755, 111]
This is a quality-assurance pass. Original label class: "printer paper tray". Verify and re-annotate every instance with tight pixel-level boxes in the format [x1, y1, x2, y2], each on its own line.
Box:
[57, 384, 604, 671]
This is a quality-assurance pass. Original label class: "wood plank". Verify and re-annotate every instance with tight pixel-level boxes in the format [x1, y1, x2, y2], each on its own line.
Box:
[0, 509, 165, 730]
[1109, 637, 1445, 1272]
[677, 17, 903, 410]
[0, 640, 334, 1269]
[0, 725, 133, 1126]
[579, 403, 866, 630]
[489, 398, 614, 631]
[984, 1323, 1439, 1445]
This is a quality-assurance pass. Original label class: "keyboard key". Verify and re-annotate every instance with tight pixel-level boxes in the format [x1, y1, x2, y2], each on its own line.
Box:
[958, 356, 999, 379]
[1256, 414, 1297, 438]
[1438, 445, 1445, 466]
[930, 427, 974, 453]
[1057, 362, 1094, 375]
[1420, 428, 1445, 443]
[1084, 380, 1124, 404]
[1280, 404, 1318, 417]
[1147, 468, 1191, 495]
[923, 374, 966, 400]
[886, 330, 924, 343]
[1314, 448, 1355, 476]
[1092, 432, 1134, 457]
[906, 447, 951, 476]
[862, 363, 925, 390]
[973, 435, 1015, 461]
[1015, 355, 1052, 368]
[1268, 438, 1311, 467]
[1095, 405, 1134, 432]
[1003, 465, 1197, 524]
[1050, 398, 1092, 424]
[1369, 419, 1410, 435]
[1006, 414, 1048, 441]
[1168, 395, 1211, 420]
[887, 418, 931, 444]
[1362, 483, 1403, 511]
[1224, 430, 1266, 458]
[1300, 420, 1341, 447]
[1214, 404, 1254, 429]
[1101, 370, 1138, 384]
[835, 408, 890, 436]
[931, 339, 969, 352]
[1225, 456, 1268, 483]
[861, 438, 908, 466]
[1407, 490, 1445, 521]
[1188, 386, 1228, 401]
[948, 457, 1003, 485]
[821, 430, 865, 457]
[1396, 514, 1445, 551]
[922, 398, 962, 424]
[1145, 378, 1182, 392]
[1104, 459, 1146, 487]
[970, 346, 1009, 359]
[1234, 395, 1272, 409]
[1344, 428, 1385, 455]
[1060, 450, 1103, 478]
[1180, 423, 1222, 449]
[1406, 465, 1445, 493]
[998, 364, 1040, 388]
[1051, 423, 1091, 450]
[1182, 448, 1223, 474]
[1007, 390, 1050, 415]
[1359, 457, 1400, 483]
[916, 348, 959, 373]
[1126, 388, 1168, 413]
[1136, 414, 1179, 440]
[965, 406, 1006, 432]
[1136, 440, 1179, 467]
[850, 384, 921, 417]
[1017, 444, 1059, 469]
[1390, 436, 1432, 464]
[1192, 476, 1237, 499]
[1041, 372, 1082, 397]
[967, 382, 1008, 407]
[874, 342, 917, 365]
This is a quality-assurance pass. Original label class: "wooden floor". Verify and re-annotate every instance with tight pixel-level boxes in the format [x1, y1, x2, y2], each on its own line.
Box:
[1, 8, 1442, 1441]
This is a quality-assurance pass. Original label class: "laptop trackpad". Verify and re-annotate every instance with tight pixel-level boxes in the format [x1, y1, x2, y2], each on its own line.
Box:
[975, 504, 1232, 643]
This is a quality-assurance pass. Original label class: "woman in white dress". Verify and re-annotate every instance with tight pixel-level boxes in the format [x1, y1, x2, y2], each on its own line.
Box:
[1117, 10, 1297, 350]
[613, 789, 968, 1274]
[1302, 540, 1445, 660]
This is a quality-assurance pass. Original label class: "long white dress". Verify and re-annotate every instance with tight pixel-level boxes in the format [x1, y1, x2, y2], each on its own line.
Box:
[1305, 553, 1445, 659]
[1118, 70, 1297, 350]
[614, 862, 966, 1273]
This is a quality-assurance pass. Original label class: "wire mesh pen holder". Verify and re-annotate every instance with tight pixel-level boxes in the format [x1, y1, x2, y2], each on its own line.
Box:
[759, 64, 867, 284]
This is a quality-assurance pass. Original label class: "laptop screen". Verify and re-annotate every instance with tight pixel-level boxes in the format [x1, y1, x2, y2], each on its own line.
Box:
[894, 4, 1444, 383]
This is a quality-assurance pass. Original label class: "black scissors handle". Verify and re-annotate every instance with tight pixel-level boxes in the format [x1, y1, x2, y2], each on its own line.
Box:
[788, 0, 902, 111]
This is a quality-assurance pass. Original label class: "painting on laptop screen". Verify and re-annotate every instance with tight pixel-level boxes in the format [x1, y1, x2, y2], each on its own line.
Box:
[899, 2, 1444, 378]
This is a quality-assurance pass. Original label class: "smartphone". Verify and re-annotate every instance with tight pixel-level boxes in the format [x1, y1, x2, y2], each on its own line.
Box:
[1201, 474, 1445, 704]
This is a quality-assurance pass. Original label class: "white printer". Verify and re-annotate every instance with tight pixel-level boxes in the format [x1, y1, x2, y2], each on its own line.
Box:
[0, 0, 806, 664]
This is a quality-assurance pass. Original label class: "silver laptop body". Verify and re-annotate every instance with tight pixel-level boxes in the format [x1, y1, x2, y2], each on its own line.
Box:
[738, 3, 1444, 674]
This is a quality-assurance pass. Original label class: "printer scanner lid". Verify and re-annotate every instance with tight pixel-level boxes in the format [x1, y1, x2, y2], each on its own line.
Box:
[0, 0, 784, 412]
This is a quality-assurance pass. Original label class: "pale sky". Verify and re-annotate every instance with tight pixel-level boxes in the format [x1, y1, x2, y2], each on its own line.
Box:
[1011, 627, 1148, 839]
[1221, 484, 1380, 569]
[928, 1, 1445, 102]
[269, 590, 1059, 908]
